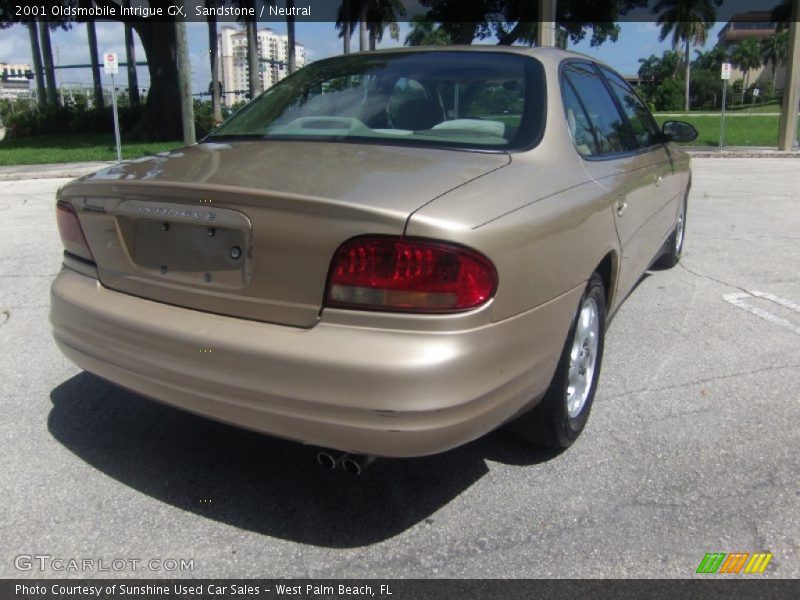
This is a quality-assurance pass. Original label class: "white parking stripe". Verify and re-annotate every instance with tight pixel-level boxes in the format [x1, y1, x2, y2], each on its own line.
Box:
[723, 291, 800, 336]
[749, 290, 800, 315]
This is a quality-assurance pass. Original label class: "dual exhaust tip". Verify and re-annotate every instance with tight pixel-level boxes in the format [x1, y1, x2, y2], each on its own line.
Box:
[316, 451, 375, 475]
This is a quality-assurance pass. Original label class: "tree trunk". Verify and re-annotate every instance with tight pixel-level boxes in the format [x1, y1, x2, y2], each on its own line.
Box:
[175, 20, 196, 145]
[287, 0, 297, 73]
[369, 28, 376, 51]
[27, 22, 46, 109]
[86, 22, 104, 109]
[39, 22, 59, 108]
[124, 2, 140, 108]
[343, 0, 351, 54]
[128, 22, 182, 141]
[246, 6, 260, 100]
[208, 10, 223, 124]
[358, 1, 368, 51]
[684, 37, 691, 112]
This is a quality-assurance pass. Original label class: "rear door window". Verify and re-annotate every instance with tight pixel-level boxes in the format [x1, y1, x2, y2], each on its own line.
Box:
[599, 67, 661, 149]
[561, 63, 637, 157]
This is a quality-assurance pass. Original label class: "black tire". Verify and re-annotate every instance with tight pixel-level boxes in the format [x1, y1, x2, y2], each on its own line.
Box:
[512, 273, 606, 449]
[654, 196, 687, 269]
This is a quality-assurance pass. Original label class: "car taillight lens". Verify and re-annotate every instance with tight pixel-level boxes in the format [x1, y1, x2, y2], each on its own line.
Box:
[56, 201, 94, 263]
[326, 236, 497, 312]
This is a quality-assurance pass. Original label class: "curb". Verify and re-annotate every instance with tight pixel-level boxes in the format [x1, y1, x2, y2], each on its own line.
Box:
[1, 148, 798, 182]
[0, 162, 115, 182]
[686, 150, 800, 158]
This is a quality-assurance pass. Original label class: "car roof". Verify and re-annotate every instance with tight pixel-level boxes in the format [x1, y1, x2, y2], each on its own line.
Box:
[340, 46, 610, 71]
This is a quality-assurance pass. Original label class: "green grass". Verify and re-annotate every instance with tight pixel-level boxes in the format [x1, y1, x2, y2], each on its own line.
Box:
[655, 114, 800, 147]
[0, 133, 183, 166]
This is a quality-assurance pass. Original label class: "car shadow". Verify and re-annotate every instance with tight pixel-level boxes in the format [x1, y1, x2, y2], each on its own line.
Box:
[48, 372, 560, 548]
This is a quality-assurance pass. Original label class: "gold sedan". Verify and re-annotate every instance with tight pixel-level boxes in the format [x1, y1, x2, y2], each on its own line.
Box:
[50, 48, 695, 469]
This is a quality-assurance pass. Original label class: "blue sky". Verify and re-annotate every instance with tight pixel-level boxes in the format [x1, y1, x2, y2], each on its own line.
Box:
[0, 20, 726, 95]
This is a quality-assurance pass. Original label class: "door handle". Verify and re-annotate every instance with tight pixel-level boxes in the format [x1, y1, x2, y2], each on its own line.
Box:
[654, 175, 663, 187]
[616, 197, 628, 216]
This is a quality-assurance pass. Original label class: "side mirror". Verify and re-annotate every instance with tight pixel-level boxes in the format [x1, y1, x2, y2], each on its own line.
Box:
[662, 120, 698, 143]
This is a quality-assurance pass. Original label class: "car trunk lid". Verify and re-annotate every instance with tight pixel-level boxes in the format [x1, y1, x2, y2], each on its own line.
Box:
[59, 141, 510, 328]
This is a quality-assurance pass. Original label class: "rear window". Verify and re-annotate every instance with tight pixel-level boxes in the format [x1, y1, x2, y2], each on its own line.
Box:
[208, 51, 546, 151]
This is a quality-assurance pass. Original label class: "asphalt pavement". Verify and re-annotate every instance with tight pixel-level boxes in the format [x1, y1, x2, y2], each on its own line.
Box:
[0, 158, 798, 578]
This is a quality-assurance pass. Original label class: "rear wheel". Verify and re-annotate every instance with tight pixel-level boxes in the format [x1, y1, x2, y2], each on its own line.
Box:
[655, 196, 686, 269]
[513, 274, 606, 449]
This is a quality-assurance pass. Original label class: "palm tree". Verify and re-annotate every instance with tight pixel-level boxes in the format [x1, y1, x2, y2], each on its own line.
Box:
[404, 14, 452, 46]
[771, 0, 792, 31]
[760, 31, 789, 89]
[124, 0, 140, 107]
[38, 22, 59, 108]
[335, 0, 368, 51]
[365, 0, 406, 50]
[732, 38, 762, 91]
[338, 0, 352, 53]
[86, 22, 104, 109]
[653, 0, 717, 111]
[27, 22, 47, 109]
[357, 0, 368, 51]
[694, 44, 728, 70]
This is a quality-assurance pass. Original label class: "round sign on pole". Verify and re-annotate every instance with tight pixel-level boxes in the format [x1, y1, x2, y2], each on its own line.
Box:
[104, 52, 119, 76]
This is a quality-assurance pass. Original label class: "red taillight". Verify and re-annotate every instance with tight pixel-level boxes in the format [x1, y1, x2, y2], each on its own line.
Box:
[326, 236, 497, 312]
[56, 201, 94, 262]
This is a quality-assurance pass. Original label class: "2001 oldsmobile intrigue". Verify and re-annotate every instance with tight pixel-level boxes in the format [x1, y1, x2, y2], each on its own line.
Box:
[51, 48, 696, 466]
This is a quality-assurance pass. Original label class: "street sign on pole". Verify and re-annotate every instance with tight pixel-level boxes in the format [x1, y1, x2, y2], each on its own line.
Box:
[750, 88, 759, 115]
[105, 52, 122, 162]
[720, 63, 731, 149]
[103, 52, 118, 76]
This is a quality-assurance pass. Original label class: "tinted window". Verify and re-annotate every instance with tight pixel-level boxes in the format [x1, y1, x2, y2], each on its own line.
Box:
[210, 52, 545, 151]
[562, 63, 636, 156]
[600, 67, 661, 148]
[563, 79, 601, 156]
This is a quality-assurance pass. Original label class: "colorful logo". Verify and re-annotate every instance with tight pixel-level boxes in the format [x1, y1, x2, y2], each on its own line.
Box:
[696, 552, 773, 574]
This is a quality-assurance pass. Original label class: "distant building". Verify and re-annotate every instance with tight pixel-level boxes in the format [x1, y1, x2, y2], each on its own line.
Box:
[0, 62, 32, 100]
[218, 26, 306, 107]
[623, 75, 641, 88]
[717, 12, 777, 45]
[717, 11, 787, 91]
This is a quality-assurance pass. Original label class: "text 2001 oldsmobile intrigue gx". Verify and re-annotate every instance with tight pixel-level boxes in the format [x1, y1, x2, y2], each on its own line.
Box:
[50, 48, 696, 468]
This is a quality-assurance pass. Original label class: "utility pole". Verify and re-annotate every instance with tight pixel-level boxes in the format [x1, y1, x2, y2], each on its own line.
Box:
[778, 0, 799, 151]
[175, 19, 196, 145]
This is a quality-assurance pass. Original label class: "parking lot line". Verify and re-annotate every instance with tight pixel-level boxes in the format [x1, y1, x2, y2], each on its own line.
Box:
[723, 291, 800, 336]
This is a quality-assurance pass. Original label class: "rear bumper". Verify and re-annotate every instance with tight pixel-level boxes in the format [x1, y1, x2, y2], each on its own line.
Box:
[50, 268, 581, 457]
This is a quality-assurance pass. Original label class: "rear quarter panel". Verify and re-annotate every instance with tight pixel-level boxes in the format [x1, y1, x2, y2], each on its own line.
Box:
[406, 53, 621, 323]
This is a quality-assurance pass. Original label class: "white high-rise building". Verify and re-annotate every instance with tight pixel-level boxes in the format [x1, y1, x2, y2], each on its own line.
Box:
[218, 26, 306, 107]
[0, 62, 32, 100]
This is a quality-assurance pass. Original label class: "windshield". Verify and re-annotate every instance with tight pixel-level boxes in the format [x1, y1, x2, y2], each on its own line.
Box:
[208, 51, 546, 151]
